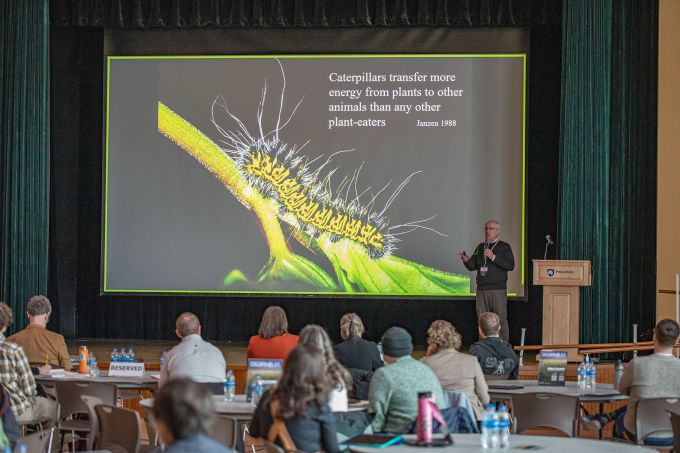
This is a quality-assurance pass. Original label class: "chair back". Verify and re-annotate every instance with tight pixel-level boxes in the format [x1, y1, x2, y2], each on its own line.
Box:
[95, 404, 141, 453]
[263, 439, 286, 453]
[81, 395, 103, 450]
[667, 409, 680, 453]
[197, 381, 224, 395]
[484, 372, 511, 381]
[14, 427, 53, 453]
[511, 393, 579, 437]
[442, 390, 477, 423]
[54, 380, 117, 419]
[209, 414, 239, 449]
[635, 397, 680, 445]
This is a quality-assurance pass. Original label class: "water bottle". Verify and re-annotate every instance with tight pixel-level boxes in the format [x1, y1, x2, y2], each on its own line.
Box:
[577, 356, 587, 389]
[377, 341, 384, 362]
[224, 370, 236, 402]
[251, 374, 264, 407]
[585, 355, 597, 389]
[160, 350, 168, 368]
[17, 444, 27, 453]
[111, 348, 118, 363]
[416, 391, 435, 444]
[613, 359, 624, 389]
[497, 404, 510, 448]
[481, 403, 496, 449]
[129, 348, 136, 363]
[120, 348, 127, 363]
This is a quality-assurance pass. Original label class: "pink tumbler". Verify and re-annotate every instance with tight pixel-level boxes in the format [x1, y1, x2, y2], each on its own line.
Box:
[416, 391, 447, 444]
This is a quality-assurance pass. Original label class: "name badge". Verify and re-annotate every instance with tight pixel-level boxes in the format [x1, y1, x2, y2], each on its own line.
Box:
[480, 266, 488, 276]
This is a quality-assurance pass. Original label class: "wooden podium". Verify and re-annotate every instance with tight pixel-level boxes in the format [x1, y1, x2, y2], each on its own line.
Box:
[533, 260, 592, 361]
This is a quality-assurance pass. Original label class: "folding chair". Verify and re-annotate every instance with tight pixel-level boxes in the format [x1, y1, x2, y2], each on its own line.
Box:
[633, 397, 680, 446]
[511, 393, 579, 437]
[95, 404, 141, 453]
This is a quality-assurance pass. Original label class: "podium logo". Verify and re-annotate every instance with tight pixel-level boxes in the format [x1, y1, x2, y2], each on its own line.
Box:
[546, 269, 555, 277]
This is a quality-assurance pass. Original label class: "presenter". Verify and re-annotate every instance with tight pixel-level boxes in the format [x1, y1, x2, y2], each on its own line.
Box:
[459, 220, 514, 342]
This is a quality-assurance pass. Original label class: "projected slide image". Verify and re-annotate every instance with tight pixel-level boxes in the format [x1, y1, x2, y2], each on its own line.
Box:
[104, 56, 525, 295]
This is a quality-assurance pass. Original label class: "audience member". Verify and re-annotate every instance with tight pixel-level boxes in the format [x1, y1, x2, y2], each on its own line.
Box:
[152, 378, 233, 453]
[368, 326, 445, 434]
[299, 324, 352, 412]
[469, 312, 519, 379]
[421, 320, 489, 420]
[160, 312, 226, 386]
[334, 313, 383, 372]
[247, 306, 299, 363]
[0, 302, 57, 424]
[7, 295, 72, 370]
[250, 346, 340, 453]
[582, 318, 680, 445]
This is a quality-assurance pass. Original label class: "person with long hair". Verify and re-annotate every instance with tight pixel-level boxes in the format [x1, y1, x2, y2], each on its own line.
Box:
[249, 346, 340, 453]
[247, 306, 299, 363]
[421, 320, 489, 421]
[334, 313, 383, 372]
[299, 324, 352, 412]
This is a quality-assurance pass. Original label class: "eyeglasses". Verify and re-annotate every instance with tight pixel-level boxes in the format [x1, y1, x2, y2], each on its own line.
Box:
[484, 227, 499, 230]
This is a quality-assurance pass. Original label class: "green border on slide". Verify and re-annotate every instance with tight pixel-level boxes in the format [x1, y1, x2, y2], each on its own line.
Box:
[103, 54, 527, 296]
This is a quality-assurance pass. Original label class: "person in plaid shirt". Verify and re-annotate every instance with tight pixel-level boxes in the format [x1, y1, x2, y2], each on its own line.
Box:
[0, 302, 57, 423]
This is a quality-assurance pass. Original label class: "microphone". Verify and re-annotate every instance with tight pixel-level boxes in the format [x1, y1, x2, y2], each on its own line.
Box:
[543, 235, 554, 260]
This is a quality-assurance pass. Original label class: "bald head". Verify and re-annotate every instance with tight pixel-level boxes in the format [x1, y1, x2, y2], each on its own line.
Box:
[175, 312, 201, 338]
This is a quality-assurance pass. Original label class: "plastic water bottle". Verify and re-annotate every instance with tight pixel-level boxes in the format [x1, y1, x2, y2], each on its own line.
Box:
[160, 350, 168, 368]
[129, 348, 136, 363]
[613, 359, 624, 389]
[120, 348, 127, 362]
[17, 444, 27, 453]
[589, 358, 597, 389]
[481, 403, 497, 448]
[377, 341, 384, 362]
[110, 348, 118, 364]
[224, 370, 236, 402]
[577, 356, 587, 389]
[497, 404, 510, 448]
[585, 354, 596, 389]
[251, 374, 264, 407]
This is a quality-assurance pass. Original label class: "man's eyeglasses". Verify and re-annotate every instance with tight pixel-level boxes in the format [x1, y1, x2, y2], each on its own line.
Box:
[484, 227, 499, 230]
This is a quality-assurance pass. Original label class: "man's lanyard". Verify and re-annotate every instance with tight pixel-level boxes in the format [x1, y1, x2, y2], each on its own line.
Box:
[483, 240, 499, 266]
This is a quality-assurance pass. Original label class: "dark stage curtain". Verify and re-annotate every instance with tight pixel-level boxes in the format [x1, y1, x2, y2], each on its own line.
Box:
[0, 0, 51, 332]
[49, 0, 558, 28]
[558, 0, 657, 344]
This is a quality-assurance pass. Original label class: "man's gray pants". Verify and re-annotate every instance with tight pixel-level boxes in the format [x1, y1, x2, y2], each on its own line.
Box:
[476, 289, 509, 342]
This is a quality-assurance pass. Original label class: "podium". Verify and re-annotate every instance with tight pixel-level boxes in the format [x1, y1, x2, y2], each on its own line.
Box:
[533, 260, 592, 361]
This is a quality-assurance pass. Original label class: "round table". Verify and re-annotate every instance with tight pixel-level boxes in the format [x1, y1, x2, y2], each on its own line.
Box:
[349, 434, 645, 453]
[140, 394, 256, 418]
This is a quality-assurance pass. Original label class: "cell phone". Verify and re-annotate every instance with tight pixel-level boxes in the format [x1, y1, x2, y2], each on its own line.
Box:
[462, 250, 467, 256]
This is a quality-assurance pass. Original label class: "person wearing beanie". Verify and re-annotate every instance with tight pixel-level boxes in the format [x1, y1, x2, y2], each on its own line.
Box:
[367, 327, 445, 434]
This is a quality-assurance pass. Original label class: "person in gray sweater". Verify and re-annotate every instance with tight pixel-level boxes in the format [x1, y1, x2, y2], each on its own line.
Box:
[368, 327, 445, 433]
[581, 319, 680, 445]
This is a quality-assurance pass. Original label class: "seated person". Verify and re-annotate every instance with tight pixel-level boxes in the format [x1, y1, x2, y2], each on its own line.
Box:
[582, 319, 680, 445]
[334, 313, 383, 372]
[299, 324, 352, 412]
[421, 320, 490, 421]
[160, 312, 226, 386]
[368, 327, 445, 434]
[0, 302, 57, 424]
[152, 378, 233, 453]
[247, 306, 299, 364]
[334, 313, 383, 400]
[250, 345, 340, 453]
[469, 312, 519, 379]
[7, 295, 72, 370]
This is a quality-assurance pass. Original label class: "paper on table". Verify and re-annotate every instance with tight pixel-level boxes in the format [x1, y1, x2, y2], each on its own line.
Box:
[151, 374, 161, 380]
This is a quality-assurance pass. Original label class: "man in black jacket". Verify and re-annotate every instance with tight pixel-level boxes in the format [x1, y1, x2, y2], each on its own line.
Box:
[469, 312, 519, 379]
[459, 220, 514, 341]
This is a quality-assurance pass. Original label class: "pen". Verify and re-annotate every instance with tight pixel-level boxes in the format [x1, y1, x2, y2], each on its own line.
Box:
[45, 353, 48, 366]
